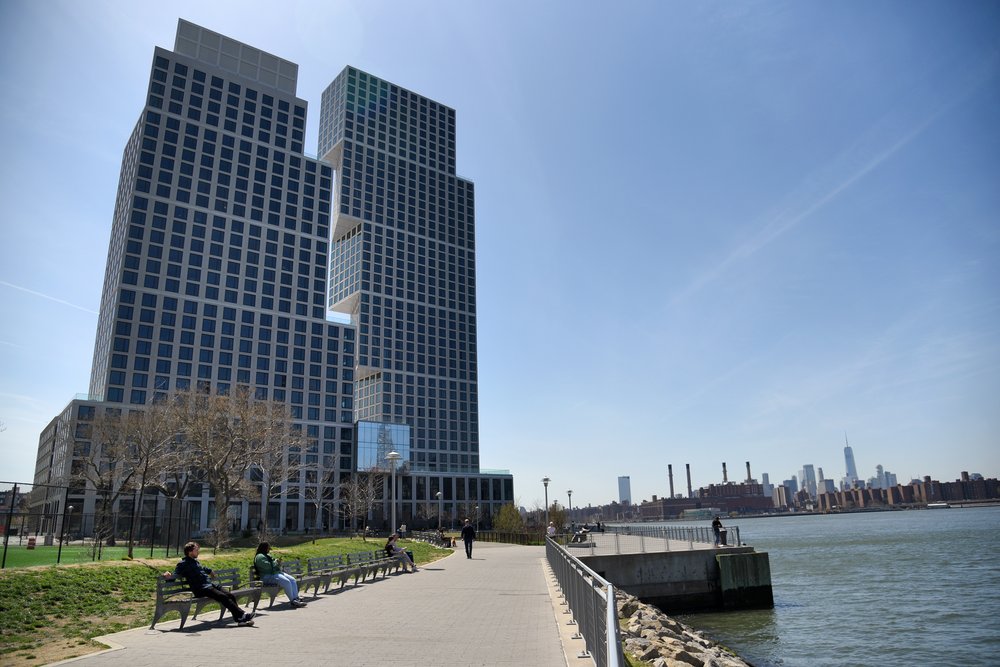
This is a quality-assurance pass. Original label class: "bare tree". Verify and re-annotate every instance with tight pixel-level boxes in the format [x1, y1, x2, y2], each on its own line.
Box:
[170, 385, 325, 549]
[121, 401, 176, 558]
[457, 501, 479, 525]
[73, 407, 136, 553]
[416, 500, 440, 529]
[341, 471, 383, 541]
[250, 401, 309, 543]
[171, 387, 258, 551]
[301, 448, 341, 539]
[160, 438, 195, 556]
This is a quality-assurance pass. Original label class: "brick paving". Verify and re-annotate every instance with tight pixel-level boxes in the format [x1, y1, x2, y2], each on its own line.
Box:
[54, 541, 573, 667]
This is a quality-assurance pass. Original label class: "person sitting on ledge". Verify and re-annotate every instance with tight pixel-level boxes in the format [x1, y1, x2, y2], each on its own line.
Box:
[163, 541, 255, 626]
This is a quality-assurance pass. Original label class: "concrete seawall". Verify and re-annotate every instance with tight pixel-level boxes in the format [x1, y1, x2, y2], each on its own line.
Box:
[573, 534, 773, 612]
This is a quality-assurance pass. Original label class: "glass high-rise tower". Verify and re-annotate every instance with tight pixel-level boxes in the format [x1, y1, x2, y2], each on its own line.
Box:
[317, 67, 480, 475]
[844, 435, 859, 489]
[32, 20, 512, 536]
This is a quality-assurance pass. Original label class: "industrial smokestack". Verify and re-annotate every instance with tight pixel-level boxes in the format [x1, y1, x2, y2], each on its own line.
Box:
[668, 464, 675, 499]
[686, 463, 693, 498]
[722, 462, 728, 483]
[746, 461, 752, 483]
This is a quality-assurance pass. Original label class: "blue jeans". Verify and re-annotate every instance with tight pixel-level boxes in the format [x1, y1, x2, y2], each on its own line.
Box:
[393, 548, 416, 571]
[263, 572, 300, 601]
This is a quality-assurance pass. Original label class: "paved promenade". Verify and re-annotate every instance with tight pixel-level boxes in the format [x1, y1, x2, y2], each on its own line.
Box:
[566, 531, 721, 556]
[57, 542, 574, 667]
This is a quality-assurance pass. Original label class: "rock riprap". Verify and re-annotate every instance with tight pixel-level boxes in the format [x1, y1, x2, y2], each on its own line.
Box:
[616, 591, 751, 667]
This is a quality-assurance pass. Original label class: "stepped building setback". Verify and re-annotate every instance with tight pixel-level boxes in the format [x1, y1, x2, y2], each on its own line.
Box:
[31, 19, 512, 537]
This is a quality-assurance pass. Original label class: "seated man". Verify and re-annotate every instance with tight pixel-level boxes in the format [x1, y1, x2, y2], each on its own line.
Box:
[163, 541, 255, 626]
[385, 533, 417, 572]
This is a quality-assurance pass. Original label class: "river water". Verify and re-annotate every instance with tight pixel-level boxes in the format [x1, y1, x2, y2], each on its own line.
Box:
[635, 506, 1000, 666]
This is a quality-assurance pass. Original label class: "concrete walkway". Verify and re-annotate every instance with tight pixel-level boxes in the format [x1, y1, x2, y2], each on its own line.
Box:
[57, 542, 575, 667]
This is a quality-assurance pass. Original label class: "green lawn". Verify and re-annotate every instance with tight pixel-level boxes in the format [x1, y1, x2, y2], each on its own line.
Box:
[0, 545, 135, 568]
[0, 537, 450, 666]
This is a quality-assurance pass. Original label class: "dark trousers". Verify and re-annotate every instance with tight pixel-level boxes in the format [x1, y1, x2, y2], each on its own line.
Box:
[196, 586, 245, 620]
[464, 539, 473, 558]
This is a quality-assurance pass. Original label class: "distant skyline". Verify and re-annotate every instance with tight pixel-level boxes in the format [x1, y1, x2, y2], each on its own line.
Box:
[1, 1, 998, 510]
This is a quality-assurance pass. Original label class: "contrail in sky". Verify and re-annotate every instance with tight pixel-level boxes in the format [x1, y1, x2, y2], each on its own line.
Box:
[0, 281, 98, 315]
[669, 51, 999, 307]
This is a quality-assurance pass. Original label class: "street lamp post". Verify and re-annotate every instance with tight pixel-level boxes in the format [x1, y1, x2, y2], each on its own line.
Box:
[435, 491, 442, 530]
[567, 490, 573, 526]
[542, 477, 550, 531]
[474, 505, 479, 531]
[386, 451, 401, 535]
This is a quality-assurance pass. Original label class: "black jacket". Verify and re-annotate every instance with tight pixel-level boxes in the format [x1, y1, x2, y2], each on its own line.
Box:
[174, 556, 214, 595]
[461, 524, 476, 542]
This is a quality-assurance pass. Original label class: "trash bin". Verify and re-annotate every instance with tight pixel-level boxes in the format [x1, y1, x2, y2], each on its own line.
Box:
[405, 550, 414, 563]
[27, 537, 36, 550]
[719, 528, 728, 546]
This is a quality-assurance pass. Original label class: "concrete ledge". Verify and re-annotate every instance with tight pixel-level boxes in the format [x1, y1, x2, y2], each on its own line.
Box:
[579, 546, 772, 613]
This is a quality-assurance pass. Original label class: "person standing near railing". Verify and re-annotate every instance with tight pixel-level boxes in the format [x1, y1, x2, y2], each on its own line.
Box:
[712, 516, 723, 546]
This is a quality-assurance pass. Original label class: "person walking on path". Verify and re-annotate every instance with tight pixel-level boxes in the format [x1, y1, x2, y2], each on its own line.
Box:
[712, 516, 723, 546]
[546, 522, 556, 538]
[163, 541, 255, 626]
[254, 542, 307, 607]
[460, 518, 476, 558]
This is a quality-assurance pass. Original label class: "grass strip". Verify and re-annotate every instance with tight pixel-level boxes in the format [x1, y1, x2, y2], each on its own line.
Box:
[0, 537, 448, 666]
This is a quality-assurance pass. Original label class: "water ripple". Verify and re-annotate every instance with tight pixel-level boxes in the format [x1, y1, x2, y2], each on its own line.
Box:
[674, 507, 1000, 667]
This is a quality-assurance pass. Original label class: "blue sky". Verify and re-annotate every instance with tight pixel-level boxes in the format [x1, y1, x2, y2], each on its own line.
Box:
[1, 0, 997, 510]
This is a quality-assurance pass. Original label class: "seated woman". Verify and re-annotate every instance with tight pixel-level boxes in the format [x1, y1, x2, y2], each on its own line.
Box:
[254, 542, 307, 607]
[385, 533, 418, 572]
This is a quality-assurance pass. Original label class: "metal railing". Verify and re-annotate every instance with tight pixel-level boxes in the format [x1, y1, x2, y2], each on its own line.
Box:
[546, 537, 624, 667]
[607, 523, 740, 547]
[476, 530, 545, 545]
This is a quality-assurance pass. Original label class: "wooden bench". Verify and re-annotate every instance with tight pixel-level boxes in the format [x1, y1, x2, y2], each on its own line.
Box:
[275, 558, 324, 598]
[307, 554, 362, 592]
[152, 569, 259, 629]
[376, 549, 405, 576]
[248, 558, 321, 606]
[348, 551, 381, 581]
[151, 575, 195, 629]
[352, 549, 400, 580]
[191, 568, 262, 621]
[247, 565, 283, 607]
